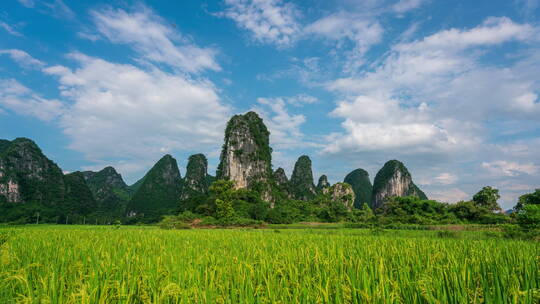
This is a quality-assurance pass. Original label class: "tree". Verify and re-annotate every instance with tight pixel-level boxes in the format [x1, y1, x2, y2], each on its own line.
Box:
[515, 189, 540, 230]
[472, 186, 501, 211]
[515, 189, 540, 211]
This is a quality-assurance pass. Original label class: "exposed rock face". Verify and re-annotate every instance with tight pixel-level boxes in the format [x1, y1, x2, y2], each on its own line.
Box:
[371, 160, 427, 209]
[290, 155, 316, 200]
[344, 169, 373, 209]
[317, 175, 330, 192]
[217, 111, 272, 190]
[327, 182, 355, 210]
[126, 154, 183, 222]
[82, 166, 131, 215]
[0, 138, 65, 204]
[181, 154, 211, 200]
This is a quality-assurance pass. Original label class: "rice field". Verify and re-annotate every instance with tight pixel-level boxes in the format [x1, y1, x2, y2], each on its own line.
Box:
[0, 226, 538, 303]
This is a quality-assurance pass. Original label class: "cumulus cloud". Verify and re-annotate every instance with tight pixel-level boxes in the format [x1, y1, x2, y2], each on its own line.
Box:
[42, 53, 230, 176]
[221, 0, 301, 46]
[0, 79, 64, 121]
[0, 49, 45, 69]
[90, 5, 220, 73]
[324, 17, 539, 156]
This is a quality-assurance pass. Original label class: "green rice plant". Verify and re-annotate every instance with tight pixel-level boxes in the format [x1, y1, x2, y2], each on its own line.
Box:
[0, 225, 538, 303]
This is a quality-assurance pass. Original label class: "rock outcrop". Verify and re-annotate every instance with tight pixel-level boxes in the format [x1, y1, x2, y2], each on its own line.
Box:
[181, 153, 211, 200]
[327, 182, 355, 210]
[371, 160, 427, 209]
[273, 168, 288, 187]
[290, 155, 316, 200]
[82, 166, 131, 215]
[317, 175, 330, 192]
[0, 138, 65, 204]
[126, 154, 182, 222]
[344, 169, 373, 209]
[216, 112, 273, 201]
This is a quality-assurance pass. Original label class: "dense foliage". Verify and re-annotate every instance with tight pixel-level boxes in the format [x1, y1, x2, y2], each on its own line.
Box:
[289, 155, 317, 200]
[125, 155, 183, 223]
[343, 168, 373, 208]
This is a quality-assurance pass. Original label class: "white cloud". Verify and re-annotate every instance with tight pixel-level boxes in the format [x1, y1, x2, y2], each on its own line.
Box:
[482, 161, 538, 177]
[323, 95, 474, 154]
[0, 79, 64, 121]
[305, 12, 383, 68]
[324, 17, 539, 156]
[254, 97, 308, 149]
[221, 0, 300, 46]
[430, 188, 469, 203]
[43, 53, 230, 175]
[90, 5, 220, 73]
[285, 94, 318, 106]
[0, 22, 23, 37]
[434, 172, 458, 185]
[0, 49, 45, 69]
[393, 0, 427, 13]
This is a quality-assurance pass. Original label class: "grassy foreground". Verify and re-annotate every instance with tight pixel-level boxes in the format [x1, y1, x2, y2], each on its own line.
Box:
[0, 226, 538, 303]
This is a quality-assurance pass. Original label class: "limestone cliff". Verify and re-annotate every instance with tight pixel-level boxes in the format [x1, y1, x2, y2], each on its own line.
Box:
[216, 111, 273, 198]
[327, 182, 355, 210]
[371, 160, 427, 209]
[0, 138, 64, 204]
[344, 169, 373, 209]
[290, 155, 316, 200]
[181, 153, 212, 200]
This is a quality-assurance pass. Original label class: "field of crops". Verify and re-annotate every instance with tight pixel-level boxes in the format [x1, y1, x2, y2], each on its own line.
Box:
[0, 226, 538, 303]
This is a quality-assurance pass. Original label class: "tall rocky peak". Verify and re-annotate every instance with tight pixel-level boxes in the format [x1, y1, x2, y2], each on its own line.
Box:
[317, 175, 330, 191]
[371, 160, 427, 209]
[82, 166, 131, 215]
[327, 182, 355, 211]
[0, 137, 64, 204]
[273, 168, 288, 186]
[290, 155, 316, 200]
[126, 154, 183, 222]
[216, 111, 272, 189]
[181, 153, 211, 199]
[344, 169, 373, 209]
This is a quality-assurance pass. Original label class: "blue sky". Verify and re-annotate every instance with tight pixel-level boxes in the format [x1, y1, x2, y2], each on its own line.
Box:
[1, 0, 539, 209]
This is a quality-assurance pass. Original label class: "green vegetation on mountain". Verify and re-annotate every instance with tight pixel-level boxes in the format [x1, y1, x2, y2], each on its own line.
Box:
[0, 138, 65, 205]
[181, 154, 211, 199]
[344, 168, 373, 208]
[316, 175, 330, 191]
[126, 155, 182, 223]
[82, 166, 131, 218]
[290, 155, 316, 201]
[63, 172, 98, 217]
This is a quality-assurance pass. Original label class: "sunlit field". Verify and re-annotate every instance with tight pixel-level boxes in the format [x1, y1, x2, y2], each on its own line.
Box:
[0, 225, 538, 303]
